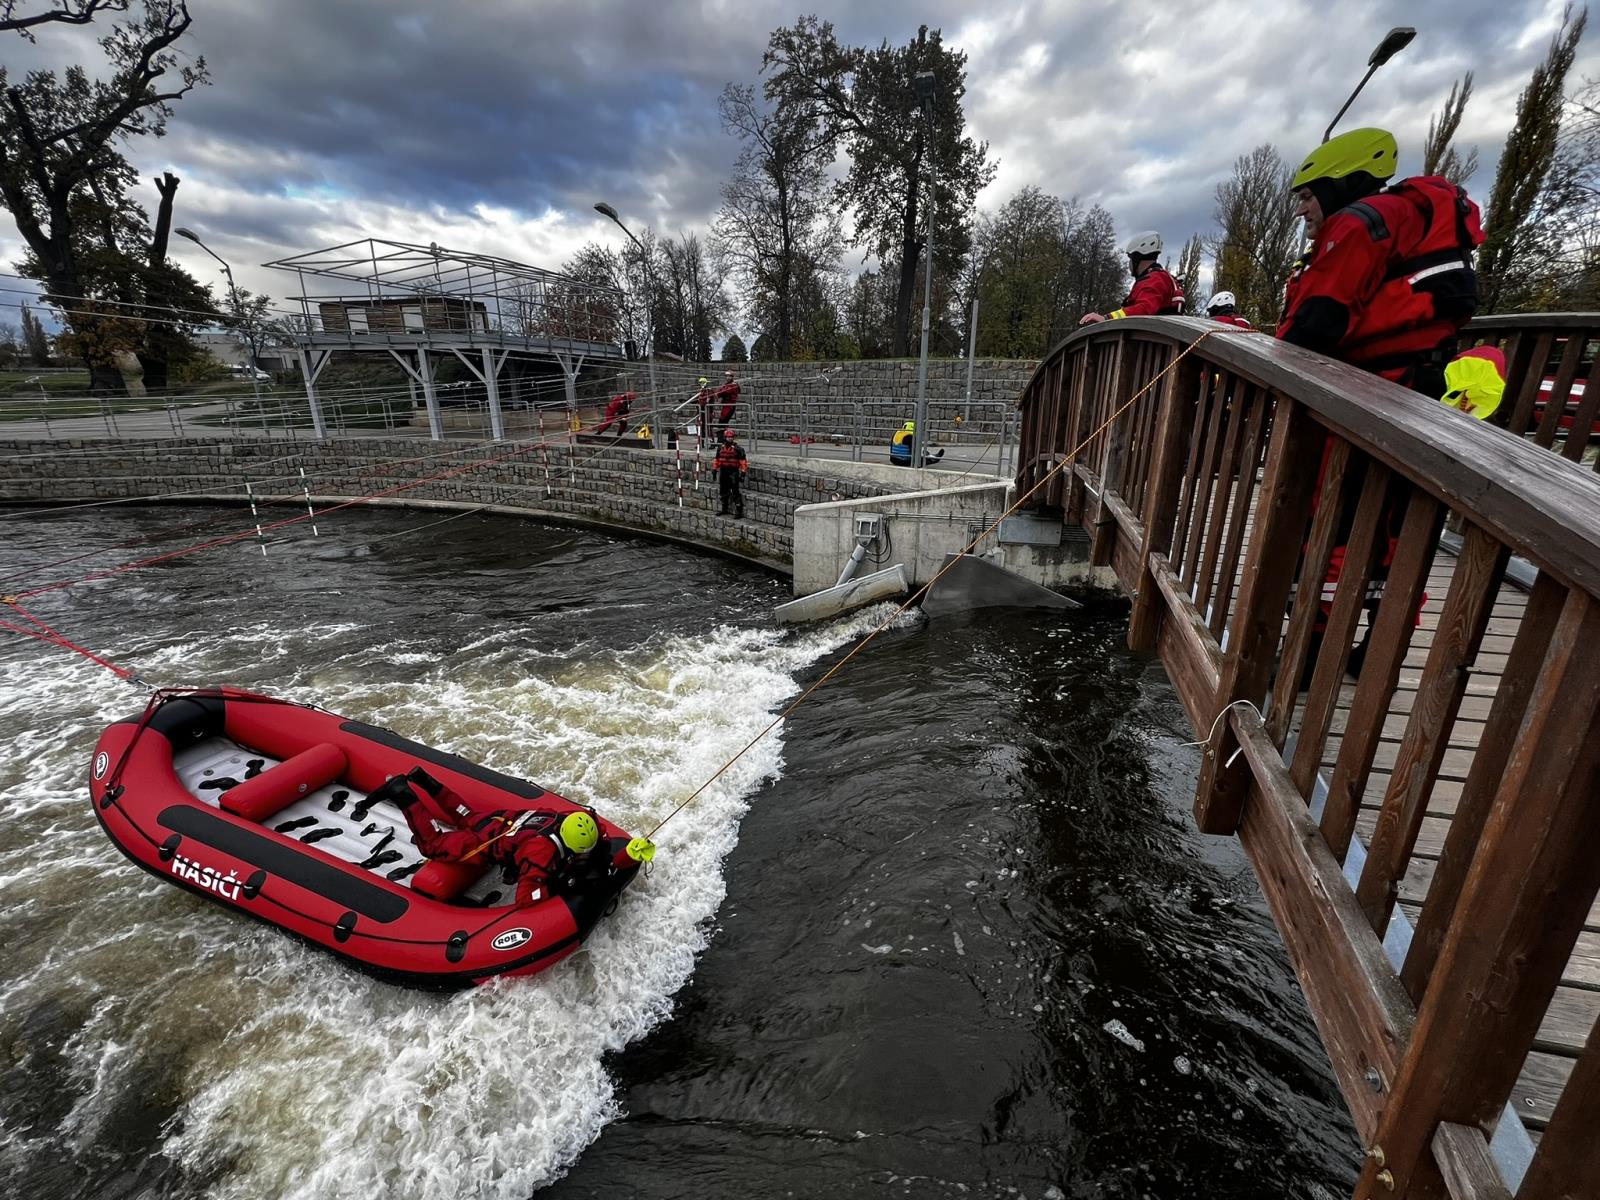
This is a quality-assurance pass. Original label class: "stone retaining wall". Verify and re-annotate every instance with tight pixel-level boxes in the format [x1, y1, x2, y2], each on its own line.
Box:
[584, 357, 1039, 444]
[0, 437, 914, 572]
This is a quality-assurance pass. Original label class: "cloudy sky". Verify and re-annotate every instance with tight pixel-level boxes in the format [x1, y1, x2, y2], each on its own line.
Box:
[3, 0, 1594, 329]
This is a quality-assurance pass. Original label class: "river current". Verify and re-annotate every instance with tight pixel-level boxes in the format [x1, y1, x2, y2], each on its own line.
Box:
[0, 504, 1356, 1199]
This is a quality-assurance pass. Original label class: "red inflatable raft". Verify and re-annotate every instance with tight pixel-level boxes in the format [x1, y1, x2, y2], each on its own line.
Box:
[87, 688, 640, 989]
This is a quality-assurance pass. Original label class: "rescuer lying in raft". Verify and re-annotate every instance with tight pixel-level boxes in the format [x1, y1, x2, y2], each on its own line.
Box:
[378, 765, 655, 905]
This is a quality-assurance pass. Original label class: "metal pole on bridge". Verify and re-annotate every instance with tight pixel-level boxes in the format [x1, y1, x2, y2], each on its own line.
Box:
[911, 69, 938, 471]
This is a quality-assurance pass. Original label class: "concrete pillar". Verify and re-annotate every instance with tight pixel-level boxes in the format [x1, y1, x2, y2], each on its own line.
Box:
[417, 347, 442, 441]
[296, 348, 328, 440]
[482, 348, 505, 441]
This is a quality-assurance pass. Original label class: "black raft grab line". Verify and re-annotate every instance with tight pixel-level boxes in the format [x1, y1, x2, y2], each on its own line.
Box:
[157, 804, 409, 924]
[96, 796, 559, 970]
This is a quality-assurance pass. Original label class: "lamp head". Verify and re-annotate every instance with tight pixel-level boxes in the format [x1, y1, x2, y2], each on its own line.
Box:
[594, 202, 620, 222]
[174, 227, 200, 242]
[913, 69, 936, 106]
[1369, 27, 1415, 67]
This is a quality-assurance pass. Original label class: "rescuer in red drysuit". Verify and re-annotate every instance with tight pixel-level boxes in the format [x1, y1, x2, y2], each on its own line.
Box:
[1205, 291, 1255, 329]
[379, 767, 651, 904]
[712, 427, 747, 517]
[1278, 127, 1484, 679]
[712, 368, 741, 425]
[594, 390, 635, 436]
[1079, 231, 1185, 324]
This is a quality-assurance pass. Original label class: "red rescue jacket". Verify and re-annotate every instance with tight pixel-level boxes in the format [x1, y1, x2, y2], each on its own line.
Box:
[1111, 266, 1184, 319]
[713, 441, 747, 475]
[1279, 176, 1484, 381]
[1211, 313, 1254, 329]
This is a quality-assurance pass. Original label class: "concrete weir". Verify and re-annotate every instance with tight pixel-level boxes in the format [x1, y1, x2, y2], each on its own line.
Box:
[786, 474, 1098, 621]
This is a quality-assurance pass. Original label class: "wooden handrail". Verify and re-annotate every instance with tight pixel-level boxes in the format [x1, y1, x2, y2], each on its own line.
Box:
[1015, 315, 1600, 1200]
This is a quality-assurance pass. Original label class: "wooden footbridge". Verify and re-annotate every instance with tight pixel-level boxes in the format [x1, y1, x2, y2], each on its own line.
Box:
[1013, 314, 1600, 1199]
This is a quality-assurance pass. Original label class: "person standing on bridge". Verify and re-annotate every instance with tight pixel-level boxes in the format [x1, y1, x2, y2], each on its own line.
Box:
[1078, 232, 1185, 325]
[1277, 126, 1485, 678]
[1205, 292, 1254, 329]
[712, 427, 747, 517]
[1278, 127, 1484, 395]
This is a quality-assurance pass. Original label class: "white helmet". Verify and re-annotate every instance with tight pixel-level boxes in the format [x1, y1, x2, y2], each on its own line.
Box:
[1207, 291, 1237, 312]
[1124, 231, 1162, 258]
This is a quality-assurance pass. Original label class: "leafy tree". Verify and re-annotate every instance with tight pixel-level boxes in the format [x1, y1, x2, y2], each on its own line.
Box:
[19, 301, 51, 363]
[1175, 233, 1205, 314]
[220, 287, 282, 374]
[843, 267, 896, 358]
[0, 0, 210, 392]
[712, 82, 838, 360]
[1479, 6, 1589, 312]
[1422, 73, 1479, 185]
[1211, 144, 1300, 325]
[549, 242, 627, 346]
[749, 331, 775, 361]
[763, 18, 994, 356]
[720, 332, 748, 362]
[962, 191, 1123, 358]
[653, 232, 729, 361]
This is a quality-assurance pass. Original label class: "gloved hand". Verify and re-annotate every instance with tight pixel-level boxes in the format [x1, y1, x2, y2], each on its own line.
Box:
[625, 837, 656, 863]
[1078, 312, 1106, 326]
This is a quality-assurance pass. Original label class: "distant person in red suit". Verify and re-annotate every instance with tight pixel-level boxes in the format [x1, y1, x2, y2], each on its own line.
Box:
[712, 368, 741, 425]
[594, 389, 635, 436]
[1205, 291, 1254, 329]
[1078, 231, 1184, 324]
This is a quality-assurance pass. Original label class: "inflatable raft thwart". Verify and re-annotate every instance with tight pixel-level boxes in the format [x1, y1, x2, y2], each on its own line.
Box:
[88, 689, 641, 988]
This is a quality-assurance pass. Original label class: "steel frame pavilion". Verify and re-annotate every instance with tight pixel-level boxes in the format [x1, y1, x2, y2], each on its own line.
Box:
[263, 238, 628, 440]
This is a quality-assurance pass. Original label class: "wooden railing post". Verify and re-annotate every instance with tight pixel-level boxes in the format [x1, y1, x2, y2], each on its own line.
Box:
[1128, 355, 1200, 653]
[1193, 396, 1322, 835]
[1355, 589, 1600, 1199]
[1091, 333, 1132, 564]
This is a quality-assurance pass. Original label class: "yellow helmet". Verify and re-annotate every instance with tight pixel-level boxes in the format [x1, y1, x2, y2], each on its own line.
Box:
[559, 811, 599, 853]
[1291, 127, 1398, 190]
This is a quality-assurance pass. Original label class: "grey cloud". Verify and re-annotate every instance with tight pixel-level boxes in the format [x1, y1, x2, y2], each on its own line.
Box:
[5, 0, 1596, 291]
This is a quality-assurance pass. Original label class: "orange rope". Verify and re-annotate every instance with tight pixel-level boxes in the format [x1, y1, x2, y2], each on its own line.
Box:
[647, 326, 1244, 838]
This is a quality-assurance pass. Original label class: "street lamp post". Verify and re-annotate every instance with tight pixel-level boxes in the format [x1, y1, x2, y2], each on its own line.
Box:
[1323, 26, 1415, 142]
[175, 226, 263, 422]
[911, 68, 937, 470]
[595, 202, 661, 450]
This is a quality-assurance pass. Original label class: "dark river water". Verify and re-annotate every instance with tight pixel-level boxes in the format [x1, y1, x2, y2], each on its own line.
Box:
[0, 503, 1356, 1199]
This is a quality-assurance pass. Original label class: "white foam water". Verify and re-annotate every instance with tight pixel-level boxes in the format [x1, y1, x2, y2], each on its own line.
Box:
[0, 591, 912, 1200]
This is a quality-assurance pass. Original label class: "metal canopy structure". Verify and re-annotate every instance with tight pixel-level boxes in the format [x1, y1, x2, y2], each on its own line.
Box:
[262, 238, 628, 442]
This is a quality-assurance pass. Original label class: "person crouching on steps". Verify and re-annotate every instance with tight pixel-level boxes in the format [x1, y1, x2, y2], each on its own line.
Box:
[713, 428, 747, 517]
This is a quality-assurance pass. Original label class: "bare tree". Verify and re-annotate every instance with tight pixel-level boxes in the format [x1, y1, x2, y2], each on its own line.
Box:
[0, 0, 126, 37]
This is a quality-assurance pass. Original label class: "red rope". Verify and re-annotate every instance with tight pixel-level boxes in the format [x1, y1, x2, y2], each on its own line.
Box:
[13, 440, 550, 601]
[1, 599, 143, 682]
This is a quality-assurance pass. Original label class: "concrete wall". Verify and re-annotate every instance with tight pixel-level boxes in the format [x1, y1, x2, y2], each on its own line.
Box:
[792, 484, 1107, 597]
[0, 437, 911, 573]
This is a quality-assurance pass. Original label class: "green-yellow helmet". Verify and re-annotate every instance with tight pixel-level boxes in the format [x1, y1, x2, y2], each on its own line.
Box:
[1291, 127, 1398, 190]
[559, 811, 599, 853]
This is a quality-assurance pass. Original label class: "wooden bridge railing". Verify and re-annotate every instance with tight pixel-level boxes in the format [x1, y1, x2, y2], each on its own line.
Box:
[1014, 316, 1600, 1200]
[1462, 312, 1600, 469]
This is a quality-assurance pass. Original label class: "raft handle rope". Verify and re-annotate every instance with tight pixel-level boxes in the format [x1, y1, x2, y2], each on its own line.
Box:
[646, 327, 1248, 840]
